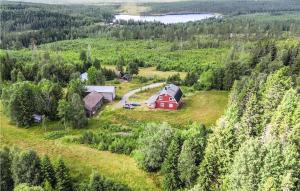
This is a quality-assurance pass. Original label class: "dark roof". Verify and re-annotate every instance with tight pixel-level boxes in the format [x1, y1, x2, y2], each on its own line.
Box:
[83, 92, 104, 111]
[160, 84, 183, 102]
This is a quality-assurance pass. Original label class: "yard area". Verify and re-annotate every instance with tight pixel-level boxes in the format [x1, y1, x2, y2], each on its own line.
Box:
[102, 90, 229, 127]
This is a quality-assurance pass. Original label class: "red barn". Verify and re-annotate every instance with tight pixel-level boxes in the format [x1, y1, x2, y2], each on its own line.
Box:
[147, 84, 183, 110]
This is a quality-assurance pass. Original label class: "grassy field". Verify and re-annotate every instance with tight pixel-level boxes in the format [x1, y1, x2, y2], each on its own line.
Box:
[0, 104, 162, 191]
[103, 90, 229, 127]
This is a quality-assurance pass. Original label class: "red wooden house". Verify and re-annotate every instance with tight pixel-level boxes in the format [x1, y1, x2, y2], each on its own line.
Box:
[147, 84, 183, 110]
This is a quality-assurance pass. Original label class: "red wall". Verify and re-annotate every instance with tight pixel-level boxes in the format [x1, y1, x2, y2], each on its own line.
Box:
[155, 94, 178, 110]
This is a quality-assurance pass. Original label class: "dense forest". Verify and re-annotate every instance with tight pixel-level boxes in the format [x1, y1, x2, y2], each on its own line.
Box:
[145, 0, 300, 15]
[0, 2, 116, 48]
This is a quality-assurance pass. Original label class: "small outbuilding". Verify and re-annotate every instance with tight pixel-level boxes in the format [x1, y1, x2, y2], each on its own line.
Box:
[80, 72, 88, 82]
[83, 91, 104, 117]
[32, 114, 43, 123]
[85, 86, 116, 102]
[146, 84, 183, 110]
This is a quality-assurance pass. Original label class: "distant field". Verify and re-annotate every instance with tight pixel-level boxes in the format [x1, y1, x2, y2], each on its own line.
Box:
[102, 90, 229, 127]
[1, 38, 228, 72]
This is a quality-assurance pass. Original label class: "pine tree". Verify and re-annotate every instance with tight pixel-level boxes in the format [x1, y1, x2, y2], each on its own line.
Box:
[260, 177, 277, 191]
[89, 172, 105, 191]
[178, 139, 198, 188]
[41, 155, 56, 188]
[238, 92, 262, 143]
[260, 141, 284, 190]
[261, 68, 293, 127]
[0, 146, 14, 191]
[228, 138, 263, 191]
[55, 159, 73, 191]
[162, 135, 182, 191]
[269, 89, 298, 141]
[12, 150, 43, 186]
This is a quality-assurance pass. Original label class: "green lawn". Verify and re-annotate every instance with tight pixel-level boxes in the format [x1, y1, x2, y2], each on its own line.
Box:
[102, 90, 229, 127]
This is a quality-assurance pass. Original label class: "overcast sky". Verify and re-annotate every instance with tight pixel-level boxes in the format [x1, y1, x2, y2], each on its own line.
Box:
[1, 0, 188, 4]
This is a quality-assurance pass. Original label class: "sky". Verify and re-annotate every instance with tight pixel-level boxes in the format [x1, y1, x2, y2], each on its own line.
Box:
[2, 0, 188, 4]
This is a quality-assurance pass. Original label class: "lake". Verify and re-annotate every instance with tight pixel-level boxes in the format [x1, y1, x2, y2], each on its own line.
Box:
[114, 13, 217, 24]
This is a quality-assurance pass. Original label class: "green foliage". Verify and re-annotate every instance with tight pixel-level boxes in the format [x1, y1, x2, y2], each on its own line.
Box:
[196, 69, 214, 90]
[0, 146, 14, 191]
[135, 123, 174, 172]
[1, 81, 36, 126]
[77, 128, 137, 155]
[67, 78, 86, 98]
[38, 80, 63, 120]
[126, 62, 139, 75]
[55, 159, 73, 191]
[162, 134, 182, 191]
[178, 139, 198, 188]
[87, 66, 105, 85]
[261, 68, 293, 127]
[41, 155, 56, 189]
[228, 138, 263, 191]
[89, 172, 105, 191]
[58, 93, 87, 129]
[184, 71, 198, 86]
[12, 150, 43, 186]
[13, 184, 44, 191]
[166, 73, 181, 85]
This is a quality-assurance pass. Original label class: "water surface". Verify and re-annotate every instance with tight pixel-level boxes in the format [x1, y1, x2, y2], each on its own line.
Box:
[114, 13, 216, 24]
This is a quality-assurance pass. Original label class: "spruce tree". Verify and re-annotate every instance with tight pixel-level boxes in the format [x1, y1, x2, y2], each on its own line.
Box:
[261, 68, 293, 127]
[162, 135, 182, 191]
[89, 172, 105, 191]
[228, 138, 263, 191]
[41, 155, 56, 188]
[55, 159, 73, 191]
[260, 177, 277, 191]
[12, 150, 43, 186]
[178, 139, 198, 188]
[260, 141, 284, 190]
[0, 146, 14, 191]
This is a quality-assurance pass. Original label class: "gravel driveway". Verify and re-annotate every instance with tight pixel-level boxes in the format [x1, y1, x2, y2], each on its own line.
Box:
[116, 82, 165, 108]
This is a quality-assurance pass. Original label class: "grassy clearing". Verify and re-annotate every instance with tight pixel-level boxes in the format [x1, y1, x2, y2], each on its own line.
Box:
[0, 104, 162, 191]
[119, 3, 150, 15]
[102, 91, 229, 127]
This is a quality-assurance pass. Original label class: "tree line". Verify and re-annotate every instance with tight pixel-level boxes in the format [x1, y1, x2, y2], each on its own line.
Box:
[145, 0, 300, 15]
[0, 2, 115, 49]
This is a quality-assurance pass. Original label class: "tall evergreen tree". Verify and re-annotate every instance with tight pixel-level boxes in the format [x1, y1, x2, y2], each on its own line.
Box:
[178, 139, 198, 188]
[228, 138, 263, 191]
[12, 150, 43, 186]
[162, 135, 182, 191]
[0, 146, 14, 191]
[41, 155, 56, 188]
[89, 172, 105, 191]
[261, 68, 293, 127]
[55, 159, 72, 191]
